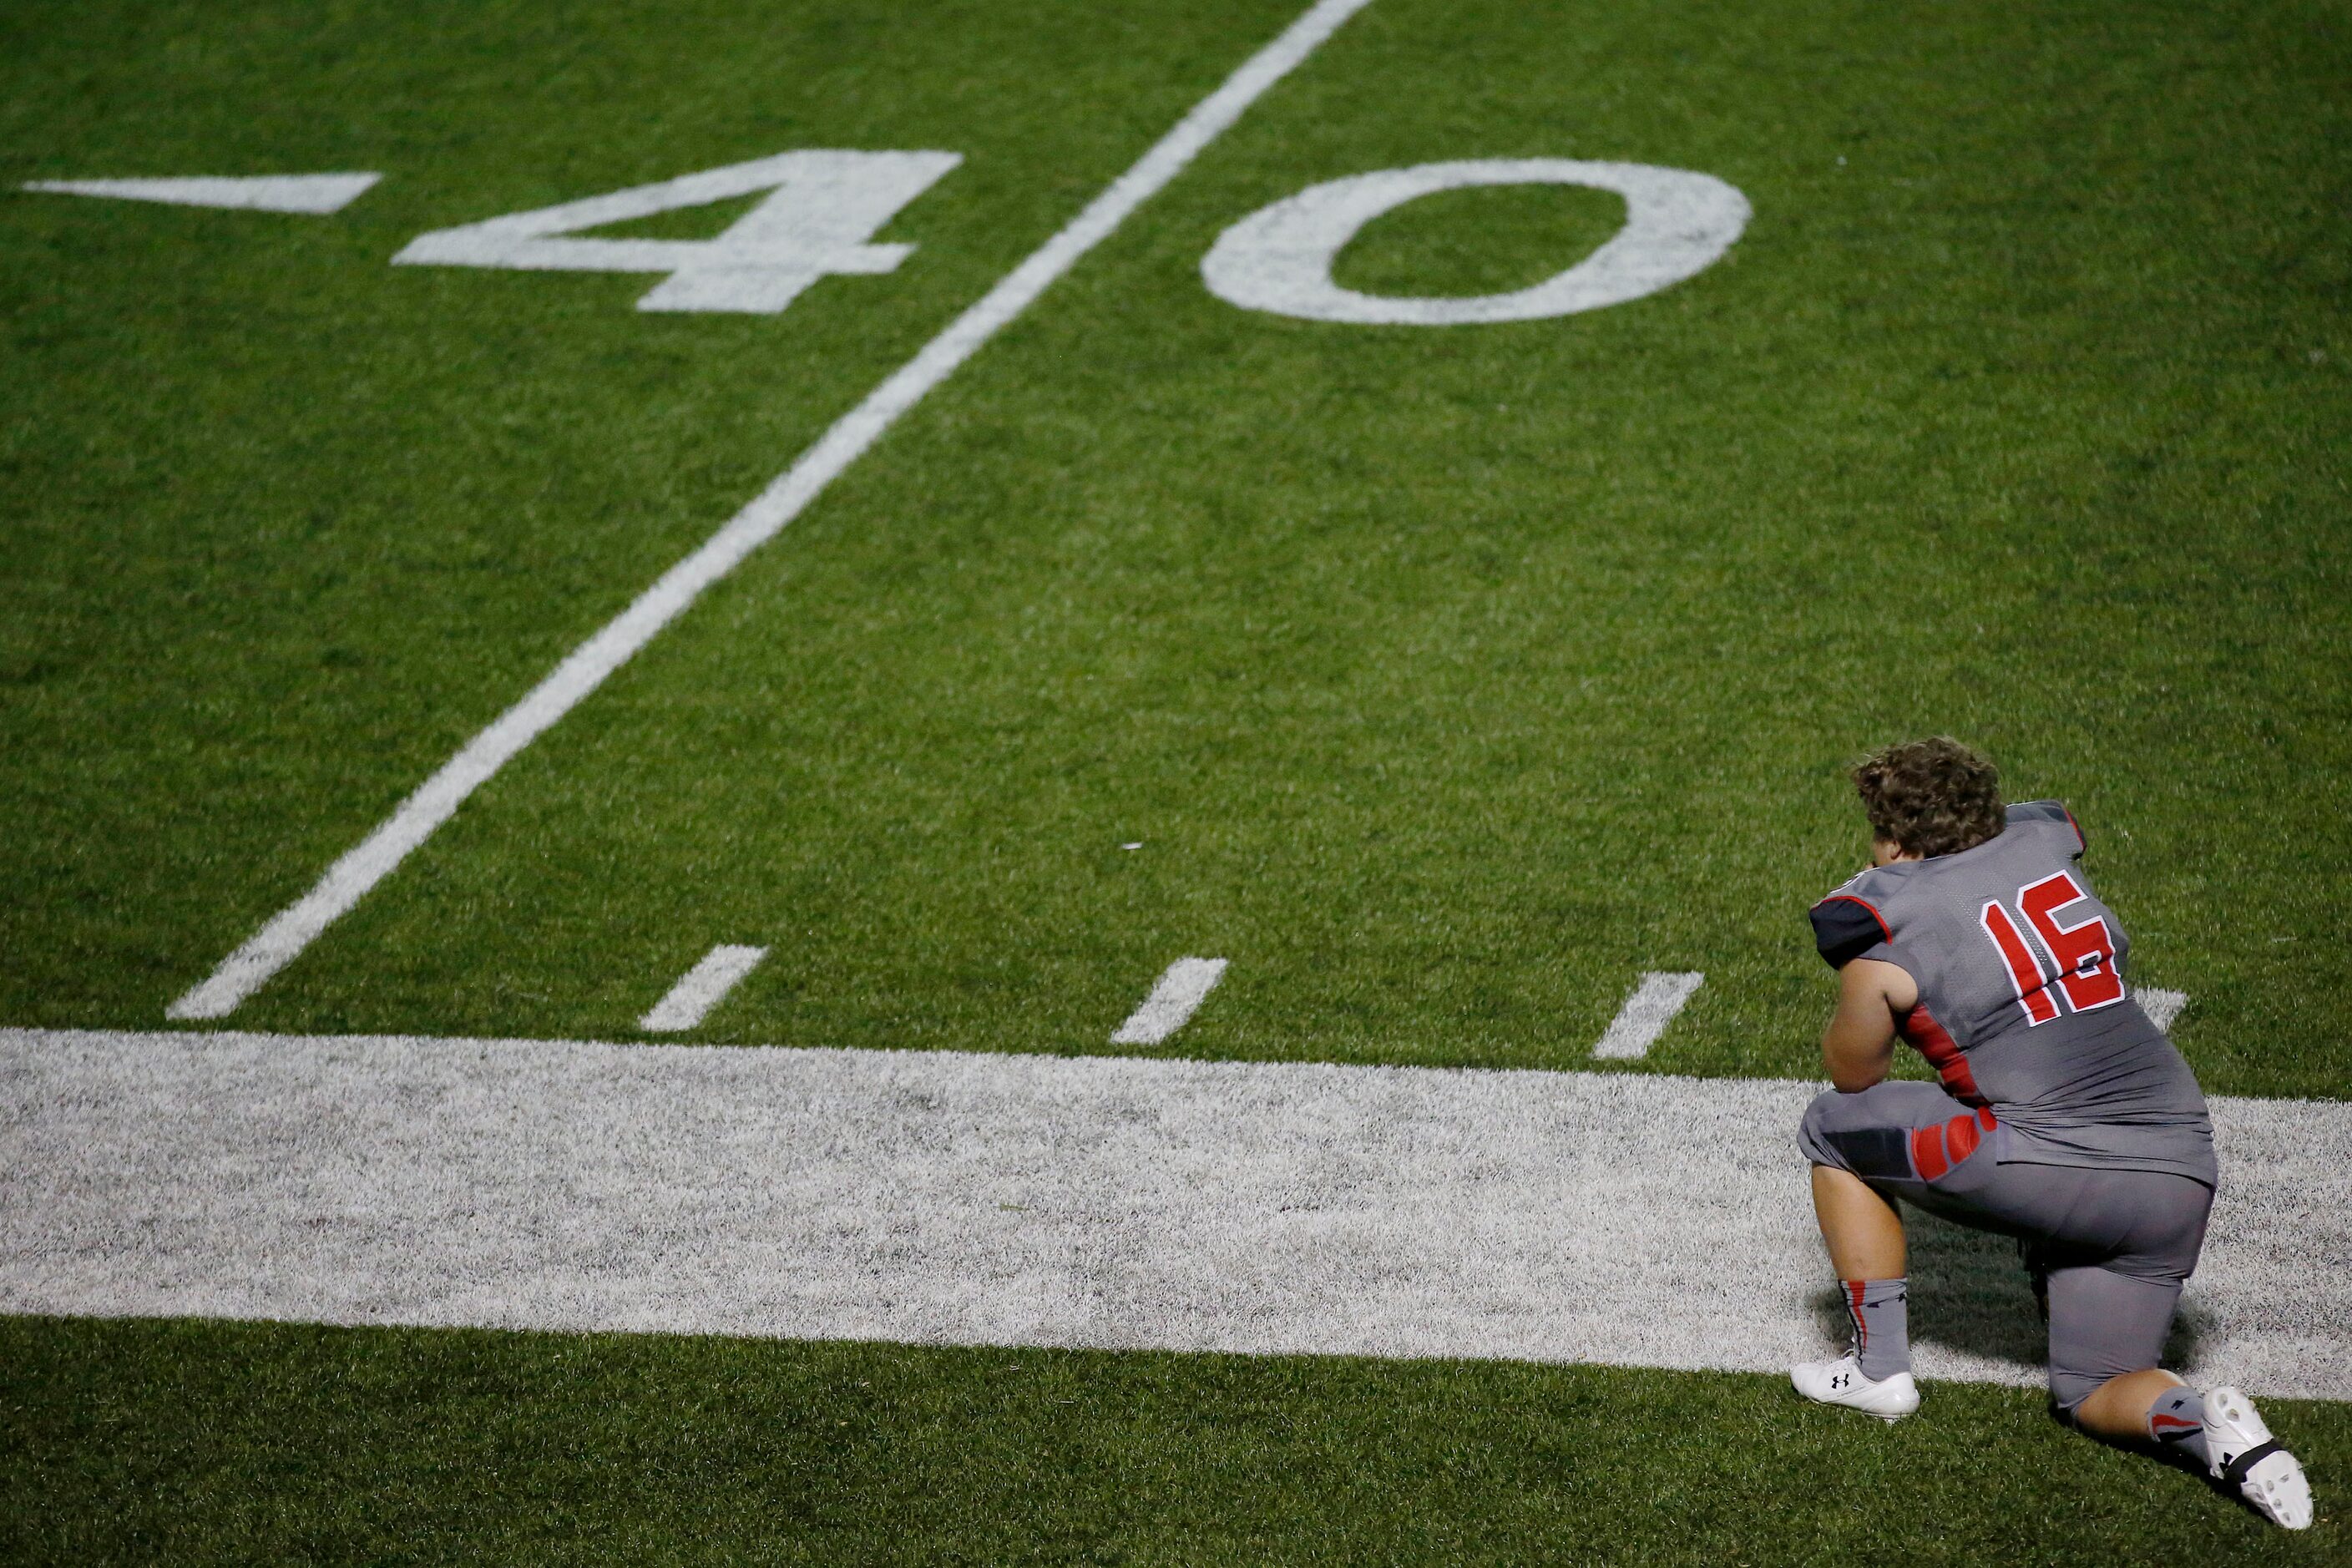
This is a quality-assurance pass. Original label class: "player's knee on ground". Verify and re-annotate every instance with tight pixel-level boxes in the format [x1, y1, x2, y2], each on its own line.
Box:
[2043, 1263, 2188, 1423]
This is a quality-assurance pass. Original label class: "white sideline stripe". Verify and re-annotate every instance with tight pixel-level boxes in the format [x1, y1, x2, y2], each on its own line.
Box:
[639, 945, 768, 1032]
[1590, 971, 1703, 1060]
[1110, 957, 1228, 1045]
[164, 0, 1380, 1022]
[23, 174, 382, 214]
[5, 1026, 2349, 1401]
[2141, 987, 2189, 1034]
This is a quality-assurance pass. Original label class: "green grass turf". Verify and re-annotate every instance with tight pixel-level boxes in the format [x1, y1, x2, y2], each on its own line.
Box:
[0, 0, 1317, 1032]
[4, 1315, 2343, 1565]
[6, 0, 2346, 1089]
[3, 1, 2348, 1555]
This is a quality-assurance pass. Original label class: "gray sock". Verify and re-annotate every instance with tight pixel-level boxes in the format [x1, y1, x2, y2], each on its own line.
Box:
[2146, 1387, 2210, 1468]
[1842, 1278, 1910, 1381]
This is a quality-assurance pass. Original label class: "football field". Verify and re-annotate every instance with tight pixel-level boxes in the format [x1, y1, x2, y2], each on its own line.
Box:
[4, 0, 2350, 1560]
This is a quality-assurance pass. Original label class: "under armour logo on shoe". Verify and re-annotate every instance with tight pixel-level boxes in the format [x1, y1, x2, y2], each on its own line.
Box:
[1831, 1374, 1850, 1390]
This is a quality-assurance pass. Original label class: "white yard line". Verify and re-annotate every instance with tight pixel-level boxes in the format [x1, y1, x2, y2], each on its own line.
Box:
[639, 945, 768, 1032]
[1590, 970, 1703, 1060]
[167, 0, 1381, 1021]
[5, 1026, 2347, 1400]
[1110, 957, 1229, 1045]
[2140, 987, 2188, 1034]
[23, 174, 382, 214]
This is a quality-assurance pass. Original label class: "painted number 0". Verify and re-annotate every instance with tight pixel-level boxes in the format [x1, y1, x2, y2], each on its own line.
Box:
[1201, 159, 1750, 326]
[1979, 870, 2126, 1027]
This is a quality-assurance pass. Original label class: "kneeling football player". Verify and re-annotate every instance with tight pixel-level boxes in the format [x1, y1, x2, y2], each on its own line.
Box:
[1791, 736, 2312, 1531]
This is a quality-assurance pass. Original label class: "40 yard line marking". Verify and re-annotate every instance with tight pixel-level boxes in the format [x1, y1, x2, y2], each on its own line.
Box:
[169, 0, 1381, 1020]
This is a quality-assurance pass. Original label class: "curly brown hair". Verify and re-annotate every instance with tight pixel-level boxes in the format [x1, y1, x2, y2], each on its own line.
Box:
[1853, 737, 2005, 859]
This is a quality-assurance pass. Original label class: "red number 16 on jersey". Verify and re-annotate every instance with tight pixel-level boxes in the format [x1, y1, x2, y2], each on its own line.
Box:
[1979, 870, 2127, 1025]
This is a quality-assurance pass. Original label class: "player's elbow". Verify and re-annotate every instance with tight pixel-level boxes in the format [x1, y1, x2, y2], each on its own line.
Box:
[1820, 1000, 1898, 1093]
[1826, 1057, 1888, 1094]
[1819, 1029, 1893, 1093]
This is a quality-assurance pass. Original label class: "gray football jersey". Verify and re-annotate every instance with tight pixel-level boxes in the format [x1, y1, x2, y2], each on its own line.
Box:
[1809, 801, 2216, 1186]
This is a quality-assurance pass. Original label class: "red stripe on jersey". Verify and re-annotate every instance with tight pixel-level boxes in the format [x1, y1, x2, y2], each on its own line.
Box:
[2061, 805, 2087, 856]
[1900, 1004, 1989, 1108]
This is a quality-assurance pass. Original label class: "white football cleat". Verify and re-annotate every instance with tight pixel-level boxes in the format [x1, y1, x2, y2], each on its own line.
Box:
[2202, 1385, 2312, 1530]
[1790, 1353, 1920, 1422]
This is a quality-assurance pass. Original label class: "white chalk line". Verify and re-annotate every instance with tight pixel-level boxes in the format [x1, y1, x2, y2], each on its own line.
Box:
[1590, 970, 1703, 1060]
[22, 173, 382, 214]
[639, 944, 769, 1032]
[166, 0, 1381, 1022]
[1111, 957, 1229, 1045]
[4, 1025, 2348, 1401]
[2140, 987, 2188, 1034]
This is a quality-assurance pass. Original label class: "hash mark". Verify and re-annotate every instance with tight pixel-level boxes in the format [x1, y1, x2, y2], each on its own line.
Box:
[640, 944, 769, 1032]
[2139, 987, 2188, 1034]
[1111, 958, 1228, 1046]
[1591, 971, 1704, 1060]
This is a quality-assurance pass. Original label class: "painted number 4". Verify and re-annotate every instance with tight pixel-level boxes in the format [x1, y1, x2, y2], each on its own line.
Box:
[1979, 870, 2126, 1026]
[393, 149, 961, 314]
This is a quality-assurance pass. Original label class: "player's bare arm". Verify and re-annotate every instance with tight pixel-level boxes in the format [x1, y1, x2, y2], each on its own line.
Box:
[1819, 958, 1913, 1093]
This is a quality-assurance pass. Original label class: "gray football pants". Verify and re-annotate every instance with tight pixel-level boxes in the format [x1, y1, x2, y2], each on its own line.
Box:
[1800, 1080, 2214, 1415]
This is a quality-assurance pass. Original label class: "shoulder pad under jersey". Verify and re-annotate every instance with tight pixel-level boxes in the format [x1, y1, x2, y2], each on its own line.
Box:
[1809, 875, 1894, 969]
[2005, 799, 2086, 857]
